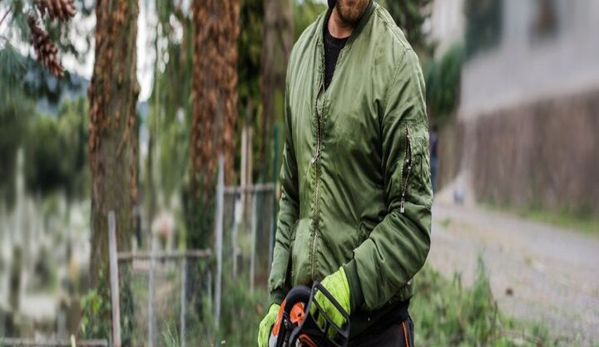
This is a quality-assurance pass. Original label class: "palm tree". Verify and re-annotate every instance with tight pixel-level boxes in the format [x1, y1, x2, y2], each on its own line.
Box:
[87, 0, 139, 309]
[188, 0, 240, 249]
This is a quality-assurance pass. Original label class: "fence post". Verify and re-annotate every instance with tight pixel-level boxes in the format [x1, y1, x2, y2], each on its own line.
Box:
[214, 155, 225, 330]
[180, 257, 187, 347]
[107, 212, 121, 347]
[148, 236, 156, 347]
[232, 197, 240, 280]
[250, 193, 257, 292]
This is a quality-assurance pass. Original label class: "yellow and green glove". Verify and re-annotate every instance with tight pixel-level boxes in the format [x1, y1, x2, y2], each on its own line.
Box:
[312, 267, 351, 332]
[258, 303, 280, 347]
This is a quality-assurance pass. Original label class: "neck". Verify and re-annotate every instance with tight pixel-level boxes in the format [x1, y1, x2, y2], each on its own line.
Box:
[328, 7, 354, 39]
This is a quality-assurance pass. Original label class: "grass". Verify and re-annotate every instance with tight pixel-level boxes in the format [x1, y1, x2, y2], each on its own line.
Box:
[109, 262, 267, 347]
[201, 260, 568, 346]
[92, 260, 573, 346]
[440, 217, 452, 229]
[411, 259, 570, 347]
[481, 201, 599, 235]
[516, 207, 599, 235]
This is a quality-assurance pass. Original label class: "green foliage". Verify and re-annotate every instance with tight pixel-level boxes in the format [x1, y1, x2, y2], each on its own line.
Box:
[0, 73, 32, 206]
[1, 47, 90, 205]
[425, 44, 464, 125]
[380, 0, 434, 55]
[238, 0, 263, 106]
[79, 288, 111, 340]
[81, 269, 135, 344]
[236, 0, 264, 185]
[159, 118, 189, 202]
[483, 201, 599, 235]
[146, 0, 193, 218]
[118, 266, 136, 347]
[294, 0, 327, 42]
[0, 44, 26, 94]
[517, 207, 599, 235]
[412, 260, 561, 346]
[440, 217, 452, 229]
[216, 273, 268, 346]
[174, 267, 268, 346]
[0, 1, 93, 103]
[24, 97, 89, 199]
[162, 324, 181, 347]
[114, 260, 567, 346]
[464, 0, 502, 59]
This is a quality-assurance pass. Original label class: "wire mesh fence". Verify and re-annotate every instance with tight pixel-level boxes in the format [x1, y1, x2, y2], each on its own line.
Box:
[113, 173, 277, 346]
[222, 184, 276, 289]
[0, 339, 108, 347]
[1, 155, 276, 346]
[117, 251, 212, 347]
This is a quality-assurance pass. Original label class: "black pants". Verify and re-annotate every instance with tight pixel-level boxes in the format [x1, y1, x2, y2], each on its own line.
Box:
[348, 317, 414, 347]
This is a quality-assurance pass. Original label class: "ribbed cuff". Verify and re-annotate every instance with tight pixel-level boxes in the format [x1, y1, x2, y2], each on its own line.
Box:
[343, 259, 364, 312]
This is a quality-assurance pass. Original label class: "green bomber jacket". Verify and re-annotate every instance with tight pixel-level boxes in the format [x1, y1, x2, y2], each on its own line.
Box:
[268, 0, 432, 335]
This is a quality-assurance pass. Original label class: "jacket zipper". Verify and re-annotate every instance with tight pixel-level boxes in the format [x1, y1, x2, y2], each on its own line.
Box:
[400, 126, 413, 214]
[310, 43, 345, 280]
[310, 100, 322, 280]
[309, 37, 329, 281]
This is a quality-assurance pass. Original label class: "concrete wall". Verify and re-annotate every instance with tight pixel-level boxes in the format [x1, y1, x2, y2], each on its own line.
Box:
[460, 0, 599, 118]
[432, 0, 599, 216]
[466, 90, 599, 215]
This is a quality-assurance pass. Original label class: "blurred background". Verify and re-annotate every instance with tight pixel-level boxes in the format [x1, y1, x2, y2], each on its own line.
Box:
[0, 0, 597, 346]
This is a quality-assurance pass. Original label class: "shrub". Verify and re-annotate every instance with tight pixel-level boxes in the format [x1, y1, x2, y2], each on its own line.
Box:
[412, 259, 560, 346]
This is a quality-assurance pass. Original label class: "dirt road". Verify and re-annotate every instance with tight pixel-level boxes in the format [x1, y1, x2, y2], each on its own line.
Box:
[428, 203, 599, 345]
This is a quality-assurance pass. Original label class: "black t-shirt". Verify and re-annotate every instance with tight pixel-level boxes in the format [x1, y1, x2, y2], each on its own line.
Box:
[324, 20, 349, 90]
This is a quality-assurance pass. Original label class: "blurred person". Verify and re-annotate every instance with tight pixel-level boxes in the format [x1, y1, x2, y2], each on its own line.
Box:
[429, 123, 439, 195]
[257, 0, 433, 346]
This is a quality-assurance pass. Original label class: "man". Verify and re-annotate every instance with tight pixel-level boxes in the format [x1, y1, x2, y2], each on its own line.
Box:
[258, 0, 432, 345]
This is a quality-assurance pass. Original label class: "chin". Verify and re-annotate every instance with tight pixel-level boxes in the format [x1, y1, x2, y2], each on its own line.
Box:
[337, 1, 367, 24]
[339, 10, 361, 25]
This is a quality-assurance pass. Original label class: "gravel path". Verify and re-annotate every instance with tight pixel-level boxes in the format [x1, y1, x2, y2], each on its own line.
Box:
[428, 203, 599, 346]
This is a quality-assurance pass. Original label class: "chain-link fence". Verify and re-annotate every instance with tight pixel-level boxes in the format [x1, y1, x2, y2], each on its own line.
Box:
[117, 251, 212, 347]
[222, 184, 276, 289]
[114, 180, 276, 346]
[0, 339, 107, 347]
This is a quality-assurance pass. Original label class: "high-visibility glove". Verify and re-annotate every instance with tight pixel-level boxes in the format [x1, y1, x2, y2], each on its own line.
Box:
[312, 267, 351, 333]
[258, 303, 280, 347]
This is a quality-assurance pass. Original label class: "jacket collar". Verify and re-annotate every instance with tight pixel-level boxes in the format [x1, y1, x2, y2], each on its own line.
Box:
[320, 0, 375, 46]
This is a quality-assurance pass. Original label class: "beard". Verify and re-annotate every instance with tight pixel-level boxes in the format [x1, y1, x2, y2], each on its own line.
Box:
[335, 0, 369, 25]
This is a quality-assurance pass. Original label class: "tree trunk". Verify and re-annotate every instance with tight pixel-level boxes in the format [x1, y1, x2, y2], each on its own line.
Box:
[87, 0, 139, 330]
[189, 0, 240, 248]
[260, 0, 293, 181]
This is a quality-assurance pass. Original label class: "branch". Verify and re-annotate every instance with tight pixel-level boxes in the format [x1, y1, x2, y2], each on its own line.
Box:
[0, 8, 11, 28]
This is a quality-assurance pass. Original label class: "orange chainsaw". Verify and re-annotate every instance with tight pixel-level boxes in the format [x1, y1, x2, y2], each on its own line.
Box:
[268, 282, 350, 347]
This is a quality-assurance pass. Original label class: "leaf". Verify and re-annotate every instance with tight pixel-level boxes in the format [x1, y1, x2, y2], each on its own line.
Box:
[0, 42, 26, 84]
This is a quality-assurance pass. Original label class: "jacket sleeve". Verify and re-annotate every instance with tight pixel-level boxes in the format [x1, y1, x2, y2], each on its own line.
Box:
[346, 48, 433, 311]
[268, 81, 300, 305]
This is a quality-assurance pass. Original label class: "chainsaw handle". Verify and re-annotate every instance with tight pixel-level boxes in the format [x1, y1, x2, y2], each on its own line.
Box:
[273, 282, 351, 347]
[283, 285, 312, 314]
[289, 282, 351, 347]
[271, 285, 312, 347]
